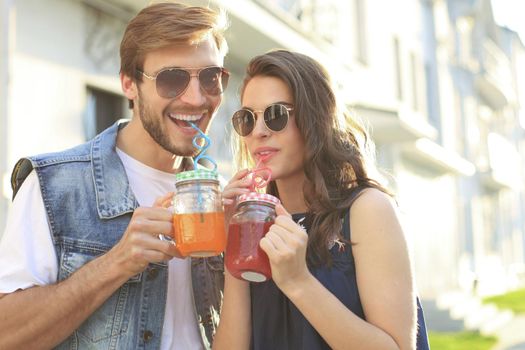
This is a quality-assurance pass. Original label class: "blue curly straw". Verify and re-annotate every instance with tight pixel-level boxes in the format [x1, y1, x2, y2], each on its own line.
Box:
[187, 122, 217, 220]
[188, 122, 217, 171]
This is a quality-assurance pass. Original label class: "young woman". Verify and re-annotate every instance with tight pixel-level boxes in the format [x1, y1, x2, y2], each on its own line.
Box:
[214, 50, 428, 350]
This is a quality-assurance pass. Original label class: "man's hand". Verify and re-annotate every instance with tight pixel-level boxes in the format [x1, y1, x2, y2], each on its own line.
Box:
[109, 192, 180, 277]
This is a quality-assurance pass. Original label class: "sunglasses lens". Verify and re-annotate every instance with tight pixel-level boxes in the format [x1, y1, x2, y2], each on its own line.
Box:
[200, 67, 229, 95]
[156, 69, 190, 98]
[153, 67, 229, 98]
[264, 104, 289, 132]
[232, 110, 255, 136]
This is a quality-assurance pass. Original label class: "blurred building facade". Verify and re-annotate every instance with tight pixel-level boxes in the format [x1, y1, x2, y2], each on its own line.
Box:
[1, 0, 524, 301]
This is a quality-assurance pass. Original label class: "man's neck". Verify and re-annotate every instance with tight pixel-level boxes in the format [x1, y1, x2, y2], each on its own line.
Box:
[116, 120, 185, 173]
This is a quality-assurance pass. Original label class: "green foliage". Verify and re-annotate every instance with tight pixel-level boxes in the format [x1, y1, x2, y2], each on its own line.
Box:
[428, 331, 497, 350]
[483, 288, 525, 314]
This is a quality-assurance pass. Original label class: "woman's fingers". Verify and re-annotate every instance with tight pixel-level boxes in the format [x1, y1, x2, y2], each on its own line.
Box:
[260, 226, 288, 253]
[275, 204, 291, 217]
[231, 168, 251, 181]
[223, 184, 251, 198]
[223, 171, 253, 203]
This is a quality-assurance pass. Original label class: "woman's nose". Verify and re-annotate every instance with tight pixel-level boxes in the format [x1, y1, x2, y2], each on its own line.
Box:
[249, 112, 270, 138]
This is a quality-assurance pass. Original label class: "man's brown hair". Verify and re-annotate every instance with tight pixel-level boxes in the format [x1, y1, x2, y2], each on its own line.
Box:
[120, 2, 228, 107]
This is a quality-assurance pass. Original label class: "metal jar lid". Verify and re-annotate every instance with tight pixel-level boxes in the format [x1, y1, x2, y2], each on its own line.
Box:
[175, 169, 219, 184]
[237, 192, 280, 206]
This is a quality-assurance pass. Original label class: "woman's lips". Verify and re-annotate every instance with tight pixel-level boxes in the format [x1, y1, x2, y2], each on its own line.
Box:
[254, 148, 278, 162]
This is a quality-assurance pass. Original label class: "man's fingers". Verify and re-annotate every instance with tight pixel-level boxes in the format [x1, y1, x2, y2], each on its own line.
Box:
[153, 192, 174, 208]
[128, 217, 173, 237]
[133, 206, 173, 222]
[131, 232, 179, 255]
[135, 249, 175, 263]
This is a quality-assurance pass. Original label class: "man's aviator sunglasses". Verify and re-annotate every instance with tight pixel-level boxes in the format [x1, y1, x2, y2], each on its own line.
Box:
[232, 103, 293, 137]
[137, 66, 230, 99]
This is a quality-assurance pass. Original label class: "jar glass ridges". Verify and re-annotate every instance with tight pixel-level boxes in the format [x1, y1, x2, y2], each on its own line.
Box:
[172, 169, 226, 257]
[226, 193, 280, 282]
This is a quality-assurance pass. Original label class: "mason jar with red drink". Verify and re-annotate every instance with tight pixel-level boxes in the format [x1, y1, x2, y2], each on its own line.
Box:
[225, 192, 280, 282]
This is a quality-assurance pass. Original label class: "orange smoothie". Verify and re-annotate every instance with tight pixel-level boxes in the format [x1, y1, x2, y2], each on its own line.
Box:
[172, 211, 226, 257]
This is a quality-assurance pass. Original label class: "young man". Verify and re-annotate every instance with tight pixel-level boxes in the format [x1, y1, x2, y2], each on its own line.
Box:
[0, 3, 229, 349]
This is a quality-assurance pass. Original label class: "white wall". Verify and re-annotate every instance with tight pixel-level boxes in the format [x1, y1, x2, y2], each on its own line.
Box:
[396, 161, 460, 297]
[0, 0, 14, 233]
[6, 0, 124, 201]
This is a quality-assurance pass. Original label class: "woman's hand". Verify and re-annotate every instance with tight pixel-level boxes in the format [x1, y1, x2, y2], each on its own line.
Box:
[259, 204, 312, 293]
[222, 169, 252, 224]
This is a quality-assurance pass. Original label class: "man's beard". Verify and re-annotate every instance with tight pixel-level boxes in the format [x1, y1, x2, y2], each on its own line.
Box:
[138, 89, 199, 157]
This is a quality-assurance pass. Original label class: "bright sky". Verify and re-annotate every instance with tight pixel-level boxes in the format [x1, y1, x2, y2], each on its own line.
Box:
[491, 0, 525, 43]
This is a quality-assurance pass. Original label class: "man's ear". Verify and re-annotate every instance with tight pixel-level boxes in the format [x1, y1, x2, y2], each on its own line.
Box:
[121, 73, 137, 100]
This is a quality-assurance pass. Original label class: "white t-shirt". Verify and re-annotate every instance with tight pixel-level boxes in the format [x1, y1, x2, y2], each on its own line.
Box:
[0, 149, 203, 350]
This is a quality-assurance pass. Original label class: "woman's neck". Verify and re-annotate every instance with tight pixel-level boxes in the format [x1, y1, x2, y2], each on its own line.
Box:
[274, 173, 308, 214]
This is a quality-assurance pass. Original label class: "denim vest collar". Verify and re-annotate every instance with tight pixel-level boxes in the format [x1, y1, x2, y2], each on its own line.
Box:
[91, 121, 139, 219]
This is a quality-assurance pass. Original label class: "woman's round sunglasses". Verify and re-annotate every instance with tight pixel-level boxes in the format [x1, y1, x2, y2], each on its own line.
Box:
[137, 66, 230, 99]
[231, 103, 294, 137]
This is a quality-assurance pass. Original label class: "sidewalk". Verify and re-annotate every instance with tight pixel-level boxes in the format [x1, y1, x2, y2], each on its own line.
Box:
[492, 314, 525, 350]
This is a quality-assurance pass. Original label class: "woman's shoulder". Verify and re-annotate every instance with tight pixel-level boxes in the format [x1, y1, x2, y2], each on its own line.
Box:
[348, 187, 403, 243]
[350, 187, 396, 213]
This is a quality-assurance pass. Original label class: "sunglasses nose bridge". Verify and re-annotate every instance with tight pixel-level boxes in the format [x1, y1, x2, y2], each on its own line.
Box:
[177, 73, 207, 105]
[250, 110, 271, 136]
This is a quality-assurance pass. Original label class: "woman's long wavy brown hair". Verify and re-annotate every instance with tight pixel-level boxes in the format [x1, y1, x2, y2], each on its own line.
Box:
[234, 50, 390, 266]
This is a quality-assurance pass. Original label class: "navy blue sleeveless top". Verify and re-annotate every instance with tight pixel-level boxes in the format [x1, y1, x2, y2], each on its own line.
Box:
[250, 212, 430, 350]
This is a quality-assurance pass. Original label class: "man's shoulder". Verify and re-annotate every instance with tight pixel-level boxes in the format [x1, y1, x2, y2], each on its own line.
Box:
[26, 121, 124, 168]
[10, 141, 93, 200]
[10, 120, 124, 201]
[29, 141, 92, 167]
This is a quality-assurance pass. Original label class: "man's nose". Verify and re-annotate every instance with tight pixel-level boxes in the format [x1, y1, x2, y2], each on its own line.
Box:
[178, 76, 206, 106]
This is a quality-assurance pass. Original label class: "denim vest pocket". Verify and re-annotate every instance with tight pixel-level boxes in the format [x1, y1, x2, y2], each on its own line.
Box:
[205, 255, 224, 295]
[205, 255, 224, 272]
[60, 240, 142, 343]
[191, 254, 224, 346]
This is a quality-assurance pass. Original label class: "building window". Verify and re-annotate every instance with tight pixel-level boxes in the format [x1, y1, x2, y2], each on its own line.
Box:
[410, 52, 419, 111]
[354, 0, 368, 64]
[456, 16, 473, 66]
[425, 62, 442, 136]
[393, 37, 403, 101]
[454, 90, 466, 155]
[85, 87, 127, 140]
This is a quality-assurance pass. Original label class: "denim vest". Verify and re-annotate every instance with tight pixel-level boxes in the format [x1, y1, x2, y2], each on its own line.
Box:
[11, 122, 224, 350]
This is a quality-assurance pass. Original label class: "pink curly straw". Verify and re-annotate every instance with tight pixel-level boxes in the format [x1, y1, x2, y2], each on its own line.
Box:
[248, 157, 272, 192]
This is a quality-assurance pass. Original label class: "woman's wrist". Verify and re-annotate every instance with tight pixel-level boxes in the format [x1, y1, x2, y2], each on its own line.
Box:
[276, 271, 315, 300]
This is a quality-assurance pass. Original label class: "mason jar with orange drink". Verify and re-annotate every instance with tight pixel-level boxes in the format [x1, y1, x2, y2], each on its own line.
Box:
[172, 169, 226, 257]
